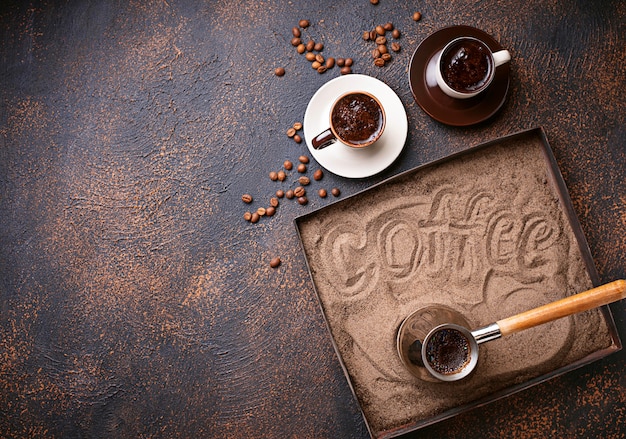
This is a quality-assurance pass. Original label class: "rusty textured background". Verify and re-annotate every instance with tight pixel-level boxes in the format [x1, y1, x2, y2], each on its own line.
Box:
[0, 0, 624, 438]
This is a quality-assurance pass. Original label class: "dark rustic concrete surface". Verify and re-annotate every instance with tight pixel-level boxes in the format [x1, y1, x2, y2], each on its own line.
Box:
[0, 1, 624, 438]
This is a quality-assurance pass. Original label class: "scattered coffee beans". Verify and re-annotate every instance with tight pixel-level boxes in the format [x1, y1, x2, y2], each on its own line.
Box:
[318, 188, 327, 198]
[412, 11, 422, 21]
[269, 171, 278, 181]
[291, 37, 301, 46]
[297, 196, 308, 205]
[363, 22, 403, 67]
[270, 256, 281, 268]
[242, 194, 253, 203]
[257, 207, 266, 216]
[251, 212, 260, 223]
[313, 169, 323, 180]
[298, 155, 310, 163]
[270, 197, 279, 207]
[276, 189, 285, 198]
[266, 206, 276, 217]
[299, 19, 310, 28]
[277, 170, 286, 181]
[331, 187, 341, 197]
[283, 160, 293, 170]
[297, 163, 307, 173]
[287, 127, 296, 137]
[293, 122, 303, 130]
[244, 211, 252, 221]
[294, 134, 302, 143]
[286, 189, 295, 199]
[292, 27, 301, 37]
[299, 176, 311, 186]
[274, 67, 285, 76]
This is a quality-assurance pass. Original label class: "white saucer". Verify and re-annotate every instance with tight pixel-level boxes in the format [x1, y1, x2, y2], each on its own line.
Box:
[303, 74, 408, 179]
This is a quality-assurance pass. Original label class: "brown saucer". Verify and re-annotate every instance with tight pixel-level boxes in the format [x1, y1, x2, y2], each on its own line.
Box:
[409, 25, 510, 126]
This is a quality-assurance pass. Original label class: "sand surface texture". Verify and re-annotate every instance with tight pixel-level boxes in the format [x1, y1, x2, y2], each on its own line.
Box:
[297, 131, 614, 436]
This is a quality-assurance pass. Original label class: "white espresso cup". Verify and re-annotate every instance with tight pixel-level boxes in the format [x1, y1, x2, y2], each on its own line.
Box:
[435, 36, 511, 99]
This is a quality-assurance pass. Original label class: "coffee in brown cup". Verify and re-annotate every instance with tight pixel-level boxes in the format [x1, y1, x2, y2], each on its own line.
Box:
[312, 91, 386, 150]
[435, 36, 511, 99]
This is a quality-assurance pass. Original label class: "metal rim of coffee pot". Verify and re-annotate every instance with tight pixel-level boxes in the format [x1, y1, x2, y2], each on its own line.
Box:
[421, 322, 501, 382]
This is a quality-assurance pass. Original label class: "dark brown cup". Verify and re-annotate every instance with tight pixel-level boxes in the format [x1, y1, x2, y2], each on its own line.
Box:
[312, 91, 386, 150]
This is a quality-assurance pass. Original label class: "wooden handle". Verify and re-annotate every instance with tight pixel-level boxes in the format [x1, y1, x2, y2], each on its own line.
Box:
[497, 280, 626, 337]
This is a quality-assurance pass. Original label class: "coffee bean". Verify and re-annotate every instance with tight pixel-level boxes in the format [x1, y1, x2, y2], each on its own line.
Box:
[270, 256, 281, 268]
[283, 160, 293, 170]
[244, 211, 252, 221]
[294, 134, 302, 143]
[391, 42, 401, 52]
[305, 40, 315, 51]
[287, 127, 296, 137]
[412, 11, 422, 21]
[345, 58, 353, 67]
[317, 64, 328, 73]
[314, 42, 324, 52]
[384, 22, 394, 31]
[326, 57, 335, 68]
[299, 19, 310, 28]
[277, 170, 286, 181]
[375, 25, 385, 36]
[270, 197, 279, 207]
[311, 61, 321, 70]
[257, 207, 266, 216]
[294, 186, 306, 197]
[372, 48, 381, 59]
[340, 66, 352, 75]
[269, 171, 278, 181]
[299, 155, 310, 164]
[266, 206, 276, 217]
[331, 187, 341, 197]
[375, 36, 387, 45]
[362, 31, 370, 41]
[297, 43, 306, 54]
[318, 188, 327, 198]
[251, 212, 260, 223]
[293, 122, 303, 130]
[242, 194, 253, 203]
[285, 189, 294, 199]
[292, 27, 301, 38]
[370, 0, 379, 4]
[291, 37, 301, 46]
[336, 58, 345, 67]
[276, 189, 285, 198]
[313, 169, 323, 180]
[369, 30, 376, 40]
[274, 67, 285, 76]
[297, 196, 308, 205]
[382, 53, 392, 62]
[299, 176, 311, 186]
[378, 44, 388, 54]
[374, 58, 385, 67]
[392, 29, 401, 39]
[305, 52, 316, 62]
